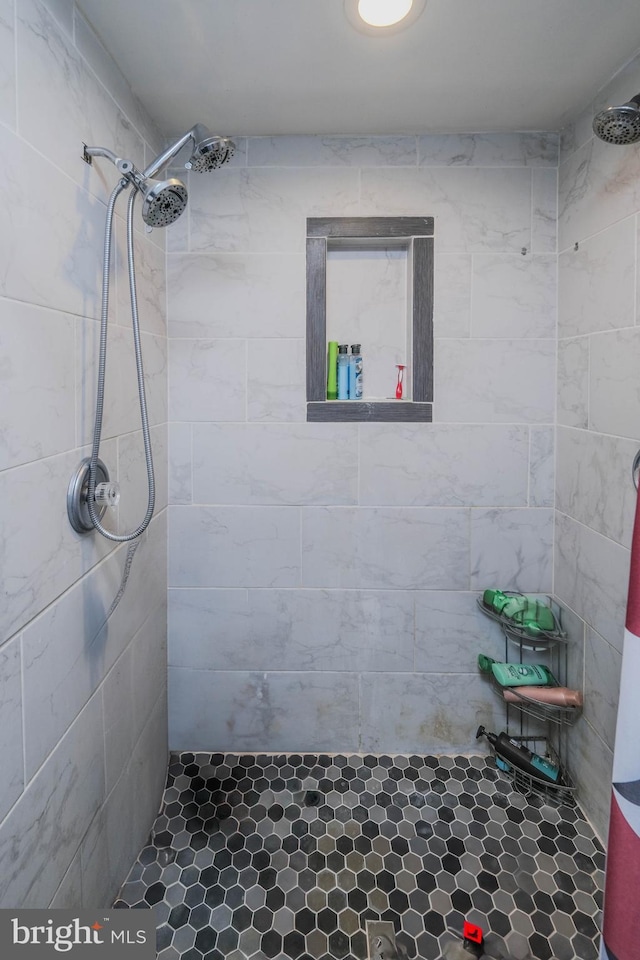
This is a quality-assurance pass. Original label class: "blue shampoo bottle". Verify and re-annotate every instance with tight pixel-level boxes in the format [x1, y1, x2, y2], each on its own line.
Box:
[337, 344, 349, 400]
[349, 344, 363, 399]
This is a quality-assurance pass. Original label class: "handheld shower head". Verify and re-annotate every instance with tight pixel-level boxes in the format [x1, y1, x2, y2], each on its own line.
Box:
[593, 94, 640, 145]
[185, 135, 235, 172]
[82, 145, 188, 227]
[138, 177, 188, 227]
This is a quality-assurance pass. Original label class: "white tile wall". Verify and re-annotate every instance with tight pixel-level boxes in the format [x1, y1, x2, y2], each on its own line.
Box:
[584, 627, 622, 753]
[434, 339, 556, 423]
[531, 167, 558, 252]
[0, 637, 24, 822]
[589, 328, 640, 438]
[556, 49, 640, 839]
[556, 427, 637, 548]
[433, 252, 472, 337]
[169, 339, 247, 422]
[168, 132, 559, 759]
[557, 337, 589, 428]
[358, 424, 531, 506]
[360, 673, 502, 753]
[247, 339, 306, 421]
[0, 0, 168, 908]
[529, 427, 555, 508]
[169, 669, 360, 753]
[360, 167, 532, 252]
[558, 217, 636, 339]
[470, 508, 554, 592]
[5, 0, 635, 870]
[188, 167, 361, 254]
[167, 253, 306, 338]
[416, 132, 558, 167]
[193, 423, 359, 505]
[16, 0, 144, 202]
[0, 694, 105, 906]
[471, 254, 557, 339]
[0, 0, 16, 130]
[0, 300, 76, 471]
[168, 588, 415, 673]
[249, 135, 418, 167]
[169, 505, 300, 588]
[555, 513, 628, 658]
[414, 591, 505, 673]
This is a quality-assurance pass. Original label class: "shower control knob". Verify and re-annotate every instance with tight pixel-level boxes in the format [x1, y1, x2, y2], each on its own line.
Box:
[94, 481, 120, 508]
[67, 456, 112, 534]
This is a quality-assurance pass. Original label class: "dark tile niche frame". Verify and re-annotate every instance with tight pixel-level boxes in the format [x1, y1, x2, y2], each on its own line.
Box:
[306, 216, 434, 422]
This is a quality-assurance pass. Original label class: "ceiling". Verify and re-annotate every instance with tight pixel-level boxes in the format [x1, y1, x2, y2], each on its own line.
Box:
[77, 0, 640, 138]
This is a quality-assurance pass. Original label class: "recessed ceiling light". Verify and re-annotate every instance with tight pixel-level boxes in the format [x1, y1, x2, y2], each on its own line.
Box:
[344, 0, 426, 35]
[358, 0, 413, 27]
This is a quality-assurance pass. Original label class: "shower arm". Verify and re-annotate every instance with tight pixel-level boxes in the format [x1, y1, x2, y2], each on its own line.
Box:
[83, 145, 140, 184]
[142, 124, 208, 179]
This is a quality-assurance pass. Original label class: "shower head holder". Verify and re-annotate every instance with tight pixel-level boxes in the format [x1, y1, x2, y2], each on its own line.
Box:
[83, 144, 136, 180]
[82, 144, 188, 226]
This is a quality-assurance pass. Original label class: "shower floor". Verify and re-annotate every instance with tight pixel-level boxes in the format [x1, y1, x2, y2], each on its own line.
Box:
[114, 753, 604, 960]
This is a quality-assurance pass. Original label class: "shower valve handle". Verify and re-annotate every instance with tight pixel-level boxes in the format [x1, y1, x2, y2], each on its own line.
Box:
[94, 481, 120, 508]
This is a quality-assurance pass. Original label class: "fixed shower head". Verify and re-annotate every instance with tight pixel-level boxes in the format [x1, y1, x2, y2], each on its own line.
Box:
[185, 135, 235, 172]
[143, 124, 236, 179]
[138, 176, 188, 227]
[593, 94, 640, 145]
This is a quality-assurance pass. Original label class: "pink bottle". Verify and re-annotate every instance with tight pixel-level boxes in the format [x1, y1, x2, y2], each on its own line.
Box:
[503, 686, 583, 708]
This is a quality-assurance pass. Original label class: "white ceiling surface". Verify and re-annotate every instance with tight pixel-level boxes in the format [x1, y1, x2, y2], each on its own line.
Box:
[77, 0, 640, 137]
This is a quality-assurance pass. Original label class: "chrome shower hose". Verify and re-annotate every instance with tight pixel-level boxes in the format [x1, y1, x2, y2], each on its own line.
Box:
[87, 180, 156, 541]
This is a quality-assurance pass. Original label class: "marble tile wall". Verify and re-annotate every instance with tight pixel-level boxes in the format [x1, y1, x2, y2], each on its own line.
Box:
[0, 0, 168, 906]
[167, 133, 559, 765]
[556, 49, 640, 840]
[6, 0, 636, 906]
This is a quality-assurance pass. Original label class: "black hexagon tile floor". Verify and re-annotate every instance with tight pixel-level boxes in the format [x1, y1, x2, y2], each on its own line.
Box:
[114, 754, 604, 960]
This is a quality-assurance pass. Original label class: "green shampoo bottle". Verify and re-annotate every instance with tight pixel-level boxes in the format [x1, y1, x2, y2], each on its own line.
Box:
[477, 654, 558, 687]
[327, 341, 338, 399]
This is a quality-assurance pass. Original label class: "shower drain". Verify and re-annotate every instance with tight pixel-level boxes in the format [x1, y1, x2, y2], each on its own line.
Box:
[366, 921, 398, 960]
[303, 790, 322, 807]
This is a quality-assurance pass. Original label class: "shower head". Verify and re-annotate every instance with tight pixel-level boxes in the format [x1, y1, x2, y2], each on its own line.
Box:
[143, 124, 235, 179]
[137, 176, 188, 227]
[82, 145, 188, 227]
[593, 94, 640, 145]
[185, 135, 235, 172]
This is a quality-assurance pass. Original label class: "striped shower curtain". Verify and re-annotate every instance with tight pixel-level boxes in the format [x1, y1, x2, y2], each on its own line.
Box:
[600, 485, 640, 960]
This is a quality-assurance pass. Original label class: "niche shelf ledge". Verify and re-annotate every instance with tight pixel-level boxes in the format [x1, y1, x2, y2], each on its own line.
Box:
[307, 401, 432, 422]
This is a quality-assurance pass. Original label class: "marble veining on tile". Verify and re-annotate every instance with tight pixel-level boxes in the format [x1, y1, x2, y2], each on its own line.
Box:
[0, 0, 15, 130]
[558, 217, 635, 339]
[248, 136, 418, 168]
[556, 338, 589, 429]
[416, 133, 559, 167]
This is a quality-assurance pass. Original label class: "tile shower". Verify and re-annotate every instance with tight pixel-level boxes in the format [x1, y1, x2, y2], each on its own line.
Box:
[166, 135, 559, 766]
[1, 0, 639, 956]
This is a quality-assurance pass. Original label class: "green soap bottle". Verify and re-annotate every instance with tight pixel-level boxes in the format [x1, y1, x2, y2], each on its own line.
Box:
[327, 341, 338, 399]
[482, 589, 556, 634]
[477, 654, 557, 687]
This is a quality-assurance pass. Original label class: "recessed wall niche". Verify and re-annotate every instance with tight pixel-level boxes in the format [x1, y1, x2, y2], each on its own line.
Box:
[306, 217, 434, 422]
